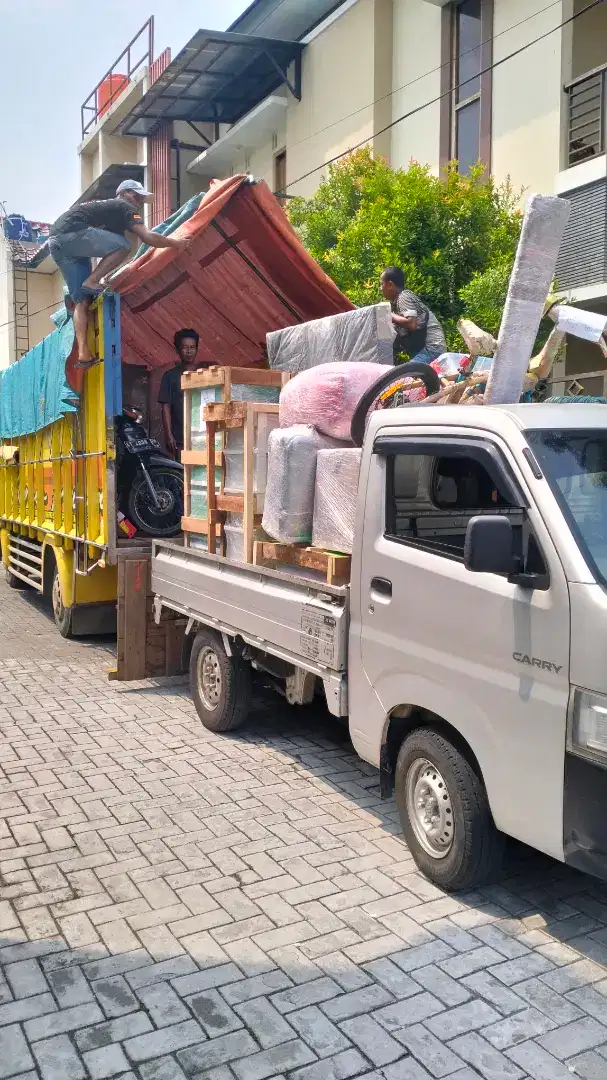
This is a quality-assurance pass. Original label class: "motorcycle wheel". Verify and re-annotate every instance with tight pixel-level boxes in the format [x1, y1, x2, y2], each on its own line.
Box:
[350, 361, 441, 447]
[127, 466, 184, 537]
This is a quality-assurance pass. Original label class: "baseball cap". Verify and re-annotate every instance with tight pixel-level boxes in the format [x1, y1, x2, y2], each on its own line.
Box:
[116, 179, 153, 198]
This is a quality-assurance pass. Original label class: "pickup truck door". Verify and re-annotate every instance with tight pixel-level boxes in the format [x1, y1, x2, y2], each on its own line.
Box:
[351, 432, 570, 863]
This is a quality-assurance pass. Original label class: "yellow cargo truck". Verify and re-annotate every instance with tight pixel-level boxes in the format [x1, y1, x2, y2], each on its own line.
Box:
[0, 295, 125, 637]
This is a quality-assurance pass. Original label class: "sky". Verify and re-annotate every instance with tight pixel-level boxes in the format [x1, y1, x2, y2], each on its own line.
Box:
[0, 0, 247, 223]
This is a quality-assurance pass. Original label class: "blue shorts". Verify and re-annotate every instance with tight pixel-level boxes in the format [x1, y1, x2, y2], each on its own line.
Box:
[49, 228, 131, 304]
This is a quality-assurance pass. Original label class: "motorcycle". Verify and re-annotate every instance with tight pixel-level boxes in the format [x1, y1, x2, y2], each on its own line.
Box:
[115, 408, 183, 537]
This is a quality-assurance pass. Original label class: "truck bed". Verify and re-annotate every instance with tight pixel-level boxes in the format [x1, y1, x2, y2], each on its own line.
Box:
[151, 540, 349, 677]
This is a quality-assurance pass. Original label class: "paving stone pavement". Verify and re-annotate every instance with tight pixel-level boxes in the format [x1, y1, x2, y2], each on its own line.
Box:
[1, 579, 607, 1080]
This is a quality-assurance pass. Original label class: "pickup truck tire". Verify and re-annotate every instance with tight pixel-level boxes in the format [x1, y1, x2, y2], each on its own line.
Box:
[395, 728, 504, 891]
[190, 630, 251, 733]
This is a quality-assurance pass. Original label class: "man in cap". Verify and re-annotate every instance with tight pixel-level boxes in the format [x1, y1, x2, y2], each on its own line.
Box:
[49, 180, 192, 367]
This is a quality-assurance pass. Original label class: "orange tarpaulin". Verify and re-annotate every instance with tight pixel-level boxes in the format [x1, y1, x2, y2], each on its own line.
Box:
[110, 175, 354, 370]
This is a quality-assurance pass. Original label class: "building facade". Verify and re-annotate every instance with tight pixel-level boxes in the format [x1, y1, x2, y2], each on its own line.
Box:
[3, 0, 607, 390]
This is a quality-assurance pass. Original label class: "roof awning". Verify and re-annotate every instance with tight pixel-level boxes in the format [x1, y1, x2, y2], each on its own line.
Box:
[77, 163, 145, 204]
[116, 29, 304, 138]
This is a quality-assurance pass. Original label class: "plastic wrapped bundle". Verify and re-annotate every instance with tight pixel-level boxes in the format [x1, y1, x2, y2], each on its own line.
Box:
[279, 361, 383, 440]
[485, 194, 570, 405]
[262, 425, 342, 544]
[189, 383, 279, 452]
[224, 414, 279, 494]
[267, 304, 394, 374]
[312, 448, 363, 555]
[224, 513, 244, 562]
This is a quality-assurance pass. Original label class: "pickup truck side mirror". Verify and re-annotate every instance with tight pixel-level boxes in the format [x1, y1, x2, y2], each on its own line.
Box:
[464, 515, 514, 576]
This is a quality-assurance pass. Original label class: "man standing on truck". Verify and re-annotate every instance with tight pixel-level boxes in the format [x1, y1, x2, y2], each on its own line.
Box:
[380, 266, 446, 364]
[158, 329, 205, 459]
[49, 180, 192, 369]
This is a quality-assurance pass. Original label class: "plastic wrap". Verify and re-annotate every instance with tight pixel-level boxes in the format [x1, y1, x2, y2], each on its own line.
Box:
[549, 304, 607, 343]
[267, 304, 394, 374]
[224, 414, 280, 494]
[189, 383, 279, 452]
[262, 425, 343, 544]
[224, 513, 244, 562]
[312, 448, 363, 555]
[485, 195, 570, 405]
[279, 361, 383, 440]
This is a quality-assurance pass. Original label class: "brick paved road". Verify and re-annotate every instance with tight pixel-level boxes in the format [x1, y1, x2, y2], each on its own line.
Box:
[1, 577, 607, 1080]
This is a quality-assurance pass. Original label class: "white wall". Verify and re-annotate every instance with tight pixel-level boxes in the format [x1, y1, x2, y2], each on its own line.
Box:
[391, 0, 442, 173]
[492, 0, 564, 197]
[0, 240, 14, 369]
[286, 0, 380, 196]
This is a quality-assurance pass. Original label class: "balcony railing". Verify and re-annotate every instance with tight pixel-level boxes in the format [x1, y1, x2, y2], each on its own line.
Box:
[565, 63, 607, 168]
[81, 17, 154, 139]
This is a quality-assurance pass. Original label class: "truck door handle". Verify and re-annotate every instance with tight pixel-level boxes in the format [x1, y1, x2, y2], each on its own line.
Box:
[370, 576, 392, 598]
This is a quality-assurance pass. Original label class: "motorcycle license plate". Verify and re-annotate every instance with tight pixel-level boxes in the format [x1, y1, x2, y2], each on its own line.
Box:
[124, 436, 161, 453]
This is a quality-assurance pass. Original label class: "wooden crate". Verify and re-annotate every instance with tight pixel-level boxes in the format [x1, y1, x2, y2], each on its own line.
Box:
[253, 540, 351, 586]
[110, 554, 186, 681]
[181, 367, 289, 552]
[204, 400, 280, 562]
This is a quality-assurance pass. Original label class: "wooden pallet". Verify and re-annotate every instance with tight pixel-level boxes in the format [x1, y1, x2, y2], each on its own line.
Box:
[253, 541, 351, 586]
[181, 367, 289, 554]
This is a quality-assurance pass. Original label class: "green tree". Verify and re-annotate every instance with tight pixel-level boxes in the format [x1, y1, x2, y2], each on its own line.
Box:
[288, 148, 522, 349]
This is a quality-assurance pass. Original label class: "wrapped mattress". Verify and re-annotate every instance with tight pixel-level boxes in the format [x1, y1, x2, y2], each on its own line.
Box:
[262, 425, 343, 545]
[279, 361, 383, 441]
[312, 448, 363, 555]
[267, 303, 394, 373]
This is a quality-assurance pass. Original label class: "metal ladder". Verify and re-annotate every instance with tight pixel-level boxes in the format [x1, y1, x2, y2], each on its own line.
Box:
[12, 261, 29, 360]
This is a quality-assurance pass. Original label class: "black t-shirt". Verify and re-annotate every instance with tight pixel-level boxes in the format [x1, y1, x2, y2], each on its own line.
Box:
[158, 366, 186, 450]
[50, 198, 143, 238]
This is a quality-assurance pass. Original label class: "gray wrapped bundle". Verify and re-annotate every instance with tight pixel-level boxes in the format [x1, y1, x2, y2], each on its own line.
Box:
[485, 194, 570, 405]
[267, 303, 394, 373]
[262, 425, 342, 544]
[312, 448, 363, 555]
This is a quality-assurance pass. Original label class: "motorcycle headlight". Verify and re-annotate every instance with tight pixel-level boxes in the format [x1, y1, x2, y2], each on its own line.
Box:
[571, 688, 607, 766]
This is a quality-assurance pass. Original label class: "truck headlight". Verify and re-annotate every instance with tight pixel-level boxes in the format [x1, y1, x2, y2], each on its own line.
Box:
[571, 688, 607, 764]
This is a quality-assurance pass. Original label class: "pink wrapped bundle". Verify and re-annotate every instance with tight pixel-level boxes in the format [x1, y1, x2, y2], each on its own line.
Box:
[279, 361, 382, 440]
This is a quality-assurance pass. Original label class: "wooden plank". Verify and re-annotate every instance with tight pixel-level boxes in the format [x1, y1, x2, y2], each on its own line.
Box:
[253, 542, 351, 585]
[181, 449, 223, 466]
[181, 366, 227, 391]
[119, 557, 150, 680]
[182, 366, 288, 390]
[206, 419, 218, 555]
[243, 406, 255, 564]
[183, 370, 193, 548]
[203, 401, 279, 424]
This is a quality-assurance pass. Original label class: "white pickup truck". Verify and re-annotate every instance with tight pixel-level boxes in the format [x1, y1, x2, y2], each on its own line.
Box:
[152, 402, 607, 891]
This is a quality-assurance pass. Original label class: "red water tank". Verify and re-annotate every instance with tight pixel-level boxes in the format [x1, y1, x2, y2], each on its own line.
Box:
[97, 74, 128, 118]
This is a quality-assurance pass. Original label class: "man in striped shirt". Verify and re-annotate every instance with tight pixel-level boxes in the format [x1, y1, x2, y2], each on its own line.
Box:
[381, 266, 446, 364]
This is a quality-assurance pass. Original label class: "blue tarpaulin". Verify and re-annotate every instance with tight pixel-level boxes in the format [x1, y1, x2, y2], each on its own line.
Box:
[0, 307, 79, 439]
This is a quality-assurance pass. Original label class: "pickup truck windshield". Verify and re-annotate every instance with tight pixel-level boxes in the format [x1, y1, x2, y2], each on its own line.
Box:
[527, 429, 607, 585]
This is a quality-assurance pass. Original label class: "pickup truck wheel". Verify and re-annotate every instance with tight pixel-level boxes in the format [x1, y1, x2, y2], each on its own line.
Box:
[52, 567, 74, 639]
[190, 630, 251, 733]
[395, 728, 504, 891]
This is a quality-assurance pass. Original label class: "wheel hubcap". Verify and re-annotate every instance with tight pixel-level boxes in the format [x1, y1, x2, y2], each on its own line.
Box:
[196, 646, 222, 711]
[405, 757, 454, 858]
